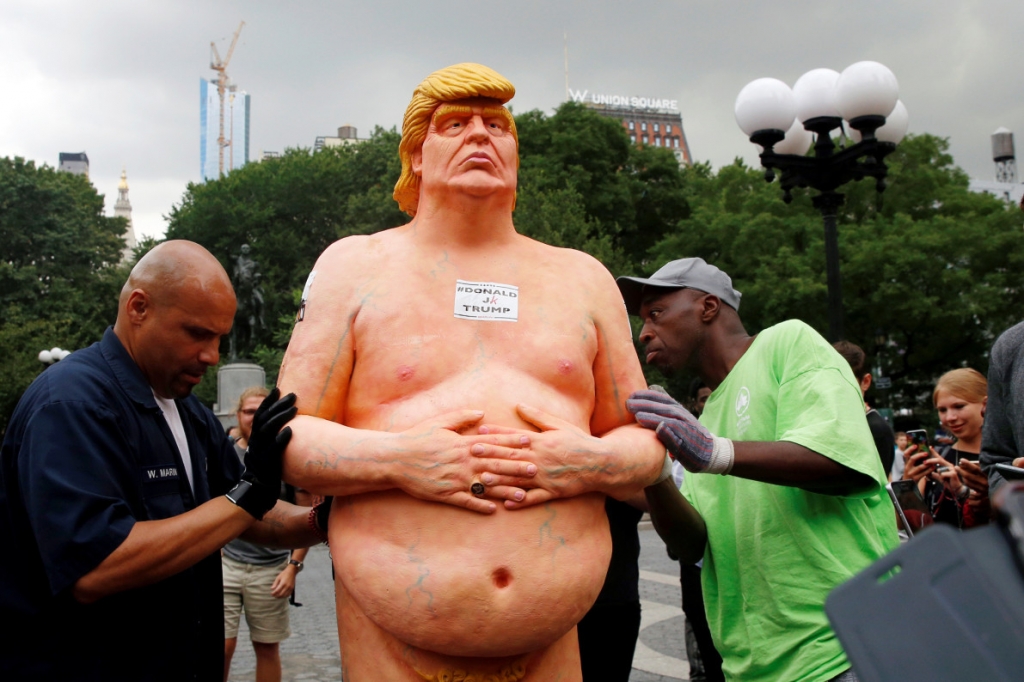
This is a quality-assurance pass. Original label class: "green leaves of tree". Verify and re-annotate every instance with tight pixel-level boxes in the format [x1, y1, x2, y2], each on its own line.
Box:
[0, 157, 129, 433]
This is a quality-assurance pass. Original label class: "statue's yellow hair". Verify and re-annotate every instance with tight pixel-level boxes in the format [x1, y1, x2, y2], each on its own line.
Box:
[393, 63, 518, 217]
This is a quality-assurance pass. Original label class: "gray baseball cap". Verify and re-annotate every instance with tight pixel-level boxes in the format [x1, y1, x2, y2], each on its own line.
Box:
[616, 257, 742, 316]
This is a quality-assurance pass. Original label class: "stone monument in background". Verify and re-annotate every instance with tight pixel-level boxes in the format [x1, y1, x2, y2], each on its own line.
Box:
[215, 244, 267, 429]
[215, 362, 266, 430]
[229, 243, 266, 361]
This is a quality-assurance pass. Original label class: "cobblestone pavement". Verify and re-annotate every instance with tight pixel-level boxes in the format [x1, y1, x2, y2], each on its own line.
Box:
[228, 527, 691, 681]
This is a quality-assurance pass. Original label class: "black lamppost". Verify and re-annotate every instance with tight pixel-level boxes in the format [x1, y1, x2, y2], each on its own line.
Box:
[735, 62, 909, 342]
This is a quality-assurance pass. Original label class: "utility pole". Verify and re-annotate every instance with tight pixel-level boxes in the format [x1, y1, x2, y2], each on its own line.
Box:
[228, 87, 236, 172]
[564, 32, 569, 100]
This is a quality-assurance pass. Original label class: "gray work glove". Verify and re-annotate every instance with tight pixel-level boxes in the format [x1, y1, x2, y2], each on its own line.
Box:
[626, 389, 734, 475]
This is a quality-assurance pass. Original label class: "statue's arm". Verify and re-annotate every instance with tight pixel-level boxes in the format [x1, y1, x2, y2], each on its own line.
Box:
[277, 242, 362, 491]
[585, 263, 666, 497]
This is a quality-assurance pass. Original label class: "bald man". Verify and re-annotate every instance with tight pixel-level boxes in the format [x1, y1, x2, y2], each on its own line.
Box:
[0, 241, 318, 681]
[279, 64, 665, 680]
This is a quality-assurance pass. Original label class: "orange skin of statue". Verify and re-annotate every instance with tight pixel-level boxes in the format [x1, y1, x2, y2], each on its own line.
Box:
[278, 99, 664, 681]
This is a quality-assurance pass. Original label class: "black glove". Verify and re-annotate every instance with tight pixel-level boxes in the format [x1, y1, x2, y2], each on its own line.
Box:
[227, 388, 298, 520]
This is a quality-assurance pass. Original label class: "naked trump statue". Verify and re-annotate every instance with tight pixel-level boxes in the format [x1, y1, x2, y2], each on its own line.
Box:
[278, 63, 666, 681]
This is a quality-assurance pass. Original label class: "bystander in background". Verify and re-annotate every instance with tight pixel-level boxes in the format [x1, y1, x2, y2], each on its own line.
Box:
[982, 321, 1024, 491]
[833, 341, 896, 476]
[223, 387, 311, 682]
[890, 431, 908, 481]
[902, 369, 990, 528]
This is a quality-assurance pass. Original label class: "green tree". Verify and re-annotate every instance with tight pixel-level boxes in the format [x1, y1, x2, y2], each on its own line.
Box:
[515, 102, 690, 272]
[0, 157, 130, 434]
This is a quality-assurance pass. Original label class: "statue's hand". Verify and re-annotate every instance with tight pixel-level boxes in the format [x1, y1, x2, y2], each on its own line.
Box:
[474, 404, 611, 509]
[387, 410, 537, 514]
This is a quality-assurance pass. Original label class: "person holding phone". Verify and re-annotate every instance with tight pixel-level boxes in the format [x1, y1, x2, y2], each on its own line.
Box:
[981, 320, 1024, 491]
[902, 369, 990, 528]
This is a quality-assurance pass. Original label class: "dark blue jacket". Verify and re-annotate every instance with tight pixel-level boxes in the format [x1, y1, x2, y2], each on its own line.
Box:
[0, 328, 242, 681]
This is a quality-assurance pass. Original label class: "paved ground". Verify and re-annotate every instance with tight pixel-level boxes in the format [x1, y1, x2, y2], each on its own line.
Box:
[228, 526, 691, 681]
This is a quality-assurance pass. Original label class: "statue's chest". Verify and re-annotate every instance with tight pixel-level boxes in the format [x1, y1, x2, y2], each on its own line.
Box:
[351, 278, 598, 386]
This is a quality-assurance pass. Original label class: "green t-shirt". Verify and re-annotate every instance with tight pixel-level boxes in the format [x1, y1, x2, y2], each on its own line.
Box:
[681, 319, 898, 682]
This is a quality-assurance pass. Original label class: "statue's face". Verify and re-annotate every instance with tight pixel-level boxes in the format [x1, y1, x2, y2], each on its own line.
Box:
[240, 244, 250, 255]
[413, 98, 518, 202]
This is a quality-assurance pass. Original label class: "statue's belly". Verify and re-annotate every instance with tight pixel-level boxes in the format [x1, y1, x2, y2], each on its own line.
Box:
[329, 490, 611, 657]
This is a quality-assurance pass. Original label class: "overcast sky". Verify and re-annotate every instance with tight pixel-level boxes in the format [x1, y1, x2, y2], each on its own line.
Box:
[2, 0, 1022, 241]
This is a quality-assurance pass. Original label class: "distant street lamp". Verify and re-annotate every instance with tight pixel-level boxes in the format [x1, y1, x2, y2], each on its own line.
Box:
[735, 61, 909, 341]
[38, 347, 71, 365]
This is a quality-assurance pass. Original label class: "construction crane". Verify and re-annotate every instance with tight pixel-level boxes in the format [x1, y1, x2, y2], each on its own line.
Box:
[210, 21, 245, 178]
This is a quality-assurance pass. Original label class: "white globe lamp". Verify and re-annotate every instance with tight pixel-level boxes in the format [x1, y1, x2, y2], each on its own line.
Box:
[735, 78, 797, 137]
[876, 100, 909, 144]
[792, 68, 841, 123]
[837, 61, 899, 136]
[774, 118, 814, 155]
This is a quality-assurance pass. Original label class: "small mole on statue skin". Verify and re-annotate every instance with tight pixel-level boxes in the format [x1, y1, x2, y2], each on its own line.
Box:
[492, 567, 512, 589]
[557, 359, 574, 375]
[396, 365, 415, 381]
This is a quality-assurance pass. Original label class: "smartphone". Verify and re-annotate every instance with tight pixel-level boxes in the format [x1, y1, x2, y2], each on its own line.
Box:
[994, 463, 1024, 481]
[906, 429, 929, 452]
[887, 479, 934, 538]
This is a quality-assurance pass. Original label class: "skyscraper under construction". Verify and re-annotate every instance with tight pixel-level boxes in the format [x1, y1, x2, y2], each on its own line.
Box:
[199, 79, 250, 181]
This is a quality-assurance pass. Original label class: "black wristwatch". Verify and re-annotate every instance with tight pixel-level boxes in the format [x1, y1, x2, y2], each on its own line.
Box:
[226, 480, 253, 506]
[288, 559, 304, 571]
[225, 480, 278, 520]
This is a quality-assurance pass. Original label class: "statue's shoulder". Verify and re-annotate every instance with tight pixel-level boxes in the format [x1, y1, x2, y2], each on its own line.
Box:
[518, 235, 611, 281]
[317, 229, 400, 267]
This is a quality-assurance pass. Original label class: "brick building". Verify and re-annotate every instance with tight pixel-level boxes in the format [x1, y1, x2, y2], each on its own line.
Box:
[571, 91, 692, 166]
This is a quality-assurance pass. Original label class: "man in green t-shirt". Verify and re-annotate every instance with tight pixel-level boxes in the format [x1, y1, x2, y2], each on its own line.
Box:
[617, 258, 898, 682]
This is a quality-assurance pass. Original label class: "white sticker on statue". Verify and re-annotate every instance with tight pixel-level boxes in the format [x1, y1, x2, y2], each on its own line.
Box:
[298, 270, 317, 321]
[454, 280, 519, 322]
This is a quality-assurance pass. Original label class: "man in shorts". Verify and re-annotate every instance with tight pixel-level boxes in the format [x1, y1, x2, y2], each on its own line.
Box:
[223, 387, 311, 682]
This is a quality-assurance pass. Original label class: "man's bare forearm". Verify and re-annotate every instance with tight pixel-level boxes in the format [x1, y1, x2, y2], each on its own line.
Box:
[241, 500, 320, 549]
[731, 441, 875, 494]
[73, 497, 254, 604]
[644, 478, 707, 564]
